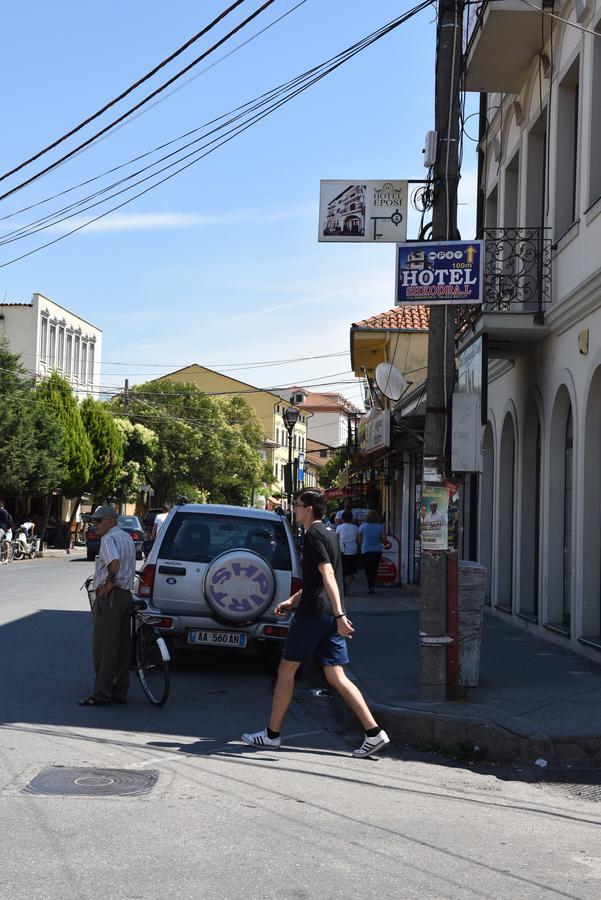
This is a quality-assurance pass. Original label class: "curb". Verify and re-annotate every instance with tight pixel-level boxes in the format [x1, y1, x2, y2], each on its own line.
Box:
[334, 671, 601, 767]
[36, 548, 87, 559]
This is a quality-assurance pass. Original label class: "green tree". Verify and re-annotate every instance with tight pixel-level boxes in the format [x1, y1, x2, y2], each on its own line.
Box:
[36, 372, 93, 499]
[112, 418, 157, 504]
[318, 447, 346, 489]
[80, 399, 124, 505]
[0, 338, 66, 497]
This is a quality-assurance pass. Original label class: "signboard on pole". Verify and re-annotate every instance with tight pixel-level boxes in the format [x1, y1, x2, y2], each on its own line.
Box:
[359, 409, 390, 454]
[297, 452, 305, 483]
[457, 334, 488, 425]
[319, 180, 408, 242]
[395, 240, 484, 305]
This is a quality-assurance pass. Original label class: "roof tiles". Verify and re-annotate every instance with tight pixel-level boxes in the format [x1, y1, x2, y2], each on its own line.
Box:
[353, 306, 430, 330]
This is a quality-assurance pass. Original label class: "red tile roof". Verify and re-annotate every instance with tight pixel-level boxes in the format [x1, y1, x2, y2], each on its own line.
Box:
[301, 391, 362, 413]
[352, 306, 430, 330]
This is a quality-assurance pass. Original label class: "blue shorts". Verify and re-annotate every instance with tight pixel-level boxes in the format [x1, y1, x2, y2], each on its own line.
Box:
[282, 614, 350, 667]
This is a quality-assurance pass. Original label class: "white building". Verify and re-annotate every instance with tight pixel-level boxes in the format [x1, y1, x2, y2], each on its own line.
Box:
[464, 0, 601, 659]
[283, 386, 363, 450]
[0, 292, 102, 399]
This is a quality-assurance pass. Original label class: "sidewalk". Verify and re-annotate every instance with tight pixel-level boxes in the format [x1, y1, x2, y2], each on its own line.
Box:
[36, 547, 87, 559]
[336, 584, 601, 766]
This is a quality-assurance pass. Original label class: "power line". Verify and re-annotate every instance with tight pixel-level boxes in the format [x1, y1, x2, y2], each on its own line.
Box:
[0, 0, 434, 266]
[0, 0, 280, 204]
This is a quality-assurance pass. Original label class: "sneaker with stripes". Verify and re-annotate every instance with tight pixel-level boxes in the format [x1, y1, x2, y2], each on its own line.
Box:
[241, 728, 281, 749]
[352, 729, 390, 758]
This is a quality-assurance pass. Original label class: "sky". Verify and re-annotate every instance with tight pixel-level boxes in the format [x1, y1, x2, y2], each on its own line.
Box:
[1, 0, 478, 409]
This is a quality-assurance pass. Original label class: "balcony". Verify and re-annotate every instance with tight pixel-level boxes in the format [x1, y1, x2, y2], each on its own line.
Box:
[465, 1, 552, 93]
[457, 227, 552, 359]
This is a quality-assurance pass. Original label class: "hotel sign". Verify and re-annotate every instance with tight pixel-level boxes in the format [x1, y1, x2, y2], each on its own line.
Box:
[395, 240, 484, 305]
[319, 180, 408, 242]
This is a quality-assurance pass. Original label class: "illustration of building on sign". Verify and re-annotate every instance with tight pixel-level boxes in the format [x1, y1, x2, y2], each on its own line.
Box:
[323, 185, 366, 236]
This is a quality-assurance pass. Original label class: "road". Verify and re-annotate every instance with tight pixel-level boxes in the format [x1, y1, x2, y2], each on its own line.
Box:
[1, 558, 600, 900]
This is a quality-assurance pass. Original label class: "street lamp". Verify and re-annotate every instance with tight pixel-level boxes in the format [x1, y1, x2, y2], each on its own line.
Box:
[282, 405, 300, 512]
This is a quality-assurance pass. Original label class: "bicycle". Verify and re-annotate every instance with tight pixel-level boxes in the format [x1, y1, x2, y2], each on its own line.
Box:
[83, 576, 171, 706]
[0, 538, 13, 565]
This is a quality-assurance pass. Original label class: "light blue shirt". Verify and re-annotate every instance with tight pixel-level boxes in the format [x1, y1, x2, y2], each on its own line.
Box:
[359, 522, 384, 554]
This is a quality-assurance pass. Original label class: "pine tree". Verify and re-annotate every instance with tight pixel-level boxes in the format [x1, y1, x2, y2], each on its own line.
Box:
[80, 399, 124, 505]
[36, 372, 93, 499]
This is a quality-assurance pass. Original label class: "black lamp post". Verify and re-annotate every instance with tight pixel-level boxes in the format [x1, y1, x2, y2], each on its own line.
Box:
[282, 406, 300, 512]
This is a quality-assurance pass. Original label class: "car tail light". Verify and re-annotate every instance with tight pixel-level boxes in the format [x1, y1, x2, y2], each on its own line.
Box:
[264, 625, 289, 638]
[86, 531, 96, 542]
[291, 577, 303, 595]
[156, 616, 173, 628]
[136, 565, 156, 599]
[131, 531, 139, 541]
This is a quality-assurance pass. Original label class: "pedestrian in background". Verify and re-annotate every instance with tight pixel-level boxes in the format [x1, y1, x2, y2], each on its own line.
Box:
[359, 509, 385, 595]
[79, 506, 135, 707]
[151, 503, 171, 542]
[336, 509, 359, 595]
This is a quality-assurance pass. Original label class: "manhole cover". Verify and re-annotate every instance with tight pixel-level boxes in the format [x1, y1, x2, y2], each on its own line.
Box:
[537, 770, 601, 804]
[23, 767, 158, 797]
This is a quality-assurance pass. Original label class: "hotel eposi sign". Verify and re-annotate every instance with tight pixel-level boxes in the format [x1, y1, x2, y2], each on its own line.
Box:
[318, 180, 408, 242]
[395, 240, 484, 305]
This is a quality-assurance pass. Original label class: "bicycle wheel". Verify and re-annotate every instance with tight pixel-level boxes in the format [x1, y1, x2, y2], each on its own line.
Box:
[12, 544, 24, 561]
[134, 624, 170, 707]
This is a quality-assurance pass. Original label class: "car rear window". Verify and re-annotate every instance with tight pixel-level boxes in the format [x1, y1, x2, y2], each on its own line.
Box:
[157, 512, 292, 570]
[118, 516, 140, 528]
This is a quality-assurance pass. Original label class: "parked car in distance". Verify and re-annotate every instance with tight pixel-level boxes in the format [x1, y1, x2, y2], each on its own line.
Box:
[86, 514, 144, 561]
[136, 503, 302, 660]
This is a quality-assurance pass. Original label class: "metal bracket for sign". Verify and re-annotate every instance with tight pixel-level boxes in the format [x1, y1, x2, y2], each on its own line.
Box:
[419, 632, 454, 645]
[371, 208, 404, 241]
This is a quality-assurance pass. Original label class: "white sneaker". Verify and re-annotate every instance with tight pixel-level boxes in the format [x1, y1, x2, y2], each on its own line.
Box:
[352, 729, 390, 758]
[241, 728, 281, 749]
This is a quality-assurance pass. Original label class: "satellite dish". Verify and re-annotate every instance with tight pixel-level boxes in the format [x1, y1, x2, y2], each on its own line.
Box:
[375, 362, 406, 401]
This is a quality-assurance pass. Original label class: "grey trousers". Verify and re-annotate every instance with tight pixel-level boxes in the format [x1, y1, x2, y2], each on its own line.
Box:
[92, 587, 132, 701]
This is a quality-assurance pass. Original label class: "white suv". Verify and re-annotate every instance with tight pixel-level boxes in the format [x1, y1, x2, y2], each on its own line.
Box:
[136, 503, 302, 657]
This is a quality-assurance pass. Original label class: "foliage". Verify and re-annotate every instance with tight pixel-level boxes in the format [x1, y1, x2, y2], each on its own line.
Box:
[0, 338, 67, 497]
[80, 399, 124, 504]
[36, 372, 93, 498]
[318, 447, 346, 489]
[112, 418, 158, 503]
[111, 380, 268, 505]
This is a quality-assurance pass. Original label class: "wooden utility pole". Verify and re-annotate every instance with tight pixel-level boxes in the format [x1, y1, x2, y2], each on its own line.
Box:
[418, 0, 464, 701]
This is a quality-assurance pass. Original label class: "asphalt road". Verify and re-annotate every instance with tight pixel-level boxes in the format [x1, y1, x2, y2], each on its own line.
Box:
[1, 558, 600, 900]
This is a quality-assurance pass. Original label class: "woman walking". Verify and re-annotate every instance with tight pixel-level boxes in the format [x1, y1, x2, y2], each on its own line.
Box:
[359, 509, 385, 594]
[336, 509, 360, 595]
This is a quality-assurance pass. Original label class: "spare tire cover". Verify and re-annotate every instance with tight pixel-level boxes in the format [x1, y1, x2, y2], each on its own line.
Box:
[203, 549, 276, 625]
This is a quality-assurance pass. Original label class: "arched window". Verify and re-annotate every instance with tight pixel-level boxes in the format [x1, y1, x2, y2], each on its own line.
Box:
[520, 405, 541, 619]
[497, 414, 515, 611]
[562, 408, 573, 630]
[547, 387, 574, 634]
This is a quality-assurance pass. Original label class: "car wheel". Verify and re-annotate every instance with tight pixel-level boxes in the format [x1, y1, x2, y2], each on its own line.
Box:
[203, 549, 276, 626]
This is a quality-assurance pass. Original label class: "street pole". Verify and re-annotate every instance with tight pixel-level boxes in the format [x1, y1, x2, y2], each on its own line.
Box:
[418, 0, 464, 702]
[287, 429, 293, 512]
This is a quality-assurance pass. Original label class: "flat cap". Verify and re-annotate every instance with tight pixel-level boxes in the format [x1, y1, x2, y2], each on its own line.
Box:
[90, 505, 119, 521]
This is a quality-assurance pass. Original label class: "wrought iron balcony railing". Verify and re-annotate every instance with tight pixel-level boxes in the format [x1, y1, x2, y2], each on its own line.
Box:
[482, 227, 552, 315]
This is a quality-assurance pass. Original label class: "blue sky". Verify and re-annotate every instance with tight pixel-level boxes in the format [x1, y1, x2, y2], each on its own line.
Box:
[1, 0, 477, 406]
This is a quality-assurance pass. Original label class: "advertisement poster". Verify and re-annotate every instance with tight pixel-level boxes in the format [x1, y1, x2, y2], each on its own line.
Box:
[319, 180, 408, 242]
[419, 485, 450, 551]
[446, 481, 461, 551]
[395, 240, 484, 305]
[376, 534, 401, 585]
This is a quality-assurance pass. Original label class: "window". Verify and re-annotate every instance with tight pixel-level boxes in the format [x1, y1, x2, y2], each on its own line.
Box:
[525, 114, 547, 227]
[81, 342, 88, 382]
[589, 26, 601, 205]
[88, 343, 94, 383]
[485, 185, 498, 228]
[74, 336, 80, 378]
[65, 334, 72, 375]
[502, 151, 519, 227]
[49, 325, 57, 367]
[275, 428, 280, 446]
[40, 317, 48, 362]
[555, 57, 580, 237]
[57, 327, 65, 370]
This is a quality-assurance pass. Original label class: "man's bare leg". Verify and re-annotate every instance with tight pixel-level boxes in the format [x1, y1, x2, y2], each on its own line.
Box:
[268, 659, 302, 732]
[324, 665, 378, 730]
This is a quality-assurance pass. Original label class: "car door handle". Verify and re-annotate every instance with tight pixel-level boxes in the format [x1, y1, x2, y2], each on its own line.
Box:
[158, 565, 187, 576]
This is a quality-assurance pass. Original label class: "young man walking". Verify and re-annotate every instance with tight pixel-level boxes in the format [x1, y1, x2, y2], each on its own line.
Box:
[242, 488, 390, 758]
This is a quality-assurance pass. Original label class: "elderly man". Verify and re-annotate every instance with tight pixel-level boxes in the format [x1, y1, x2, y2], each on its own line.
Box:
[79, 505, 136, 707]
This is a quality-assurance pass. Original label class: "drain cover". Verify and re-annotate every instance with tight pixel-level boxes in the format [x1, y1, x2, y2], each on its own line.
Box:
[23, 767, 158, 797]
[537, 770, 601, 804]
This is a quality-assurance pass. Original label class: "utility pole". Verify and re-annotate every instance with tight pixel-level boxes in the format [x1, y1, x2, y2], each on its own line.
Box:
[418, 0, 464, 701]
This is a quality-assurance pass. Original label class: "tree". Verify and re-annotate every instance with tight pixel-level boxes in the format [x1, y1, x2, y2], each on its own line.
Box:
[36, 372, 93, 500]
[80, 399, 124, 505]
[0, 338, 66, 498]
[318, 447, 346, 489]
[112, 418, 157, 504]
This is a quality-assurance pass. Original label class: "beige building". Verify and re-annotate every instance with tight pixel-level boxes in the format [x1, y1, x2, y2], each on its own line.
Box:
[0, 292, 102, 400]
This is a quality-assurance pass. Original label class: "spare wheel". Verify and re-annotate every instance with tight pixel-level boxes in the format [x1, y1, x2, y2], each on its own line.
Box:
[203, 549, 276, 626]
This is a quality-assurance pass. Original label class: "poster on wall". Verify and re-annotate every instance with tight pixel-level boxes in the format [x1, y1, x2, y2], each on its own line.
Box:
[376, 534, 401, 585]
[419, 485, 450, 551]
[318, 180, 408, 242]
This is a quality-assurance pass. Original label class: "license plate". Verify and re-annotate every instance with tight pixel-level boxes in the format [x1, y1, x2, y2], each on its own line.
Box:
[187, 629, 247, 648]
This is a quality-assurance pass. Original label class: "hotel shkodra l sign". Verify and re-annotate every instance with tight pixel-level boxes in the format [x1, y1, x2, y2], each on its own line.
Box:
[318, 180, 408, 242]
[395, 240, 484, 305]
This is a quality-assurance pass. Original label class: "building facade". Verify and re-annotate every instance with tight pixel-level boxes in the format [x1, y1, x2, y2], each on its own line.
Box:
[465, 0, 601, 658]
[0, 292, 102, 399]
[160, 365, 308, 506]
[323, 185, 367, 236]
